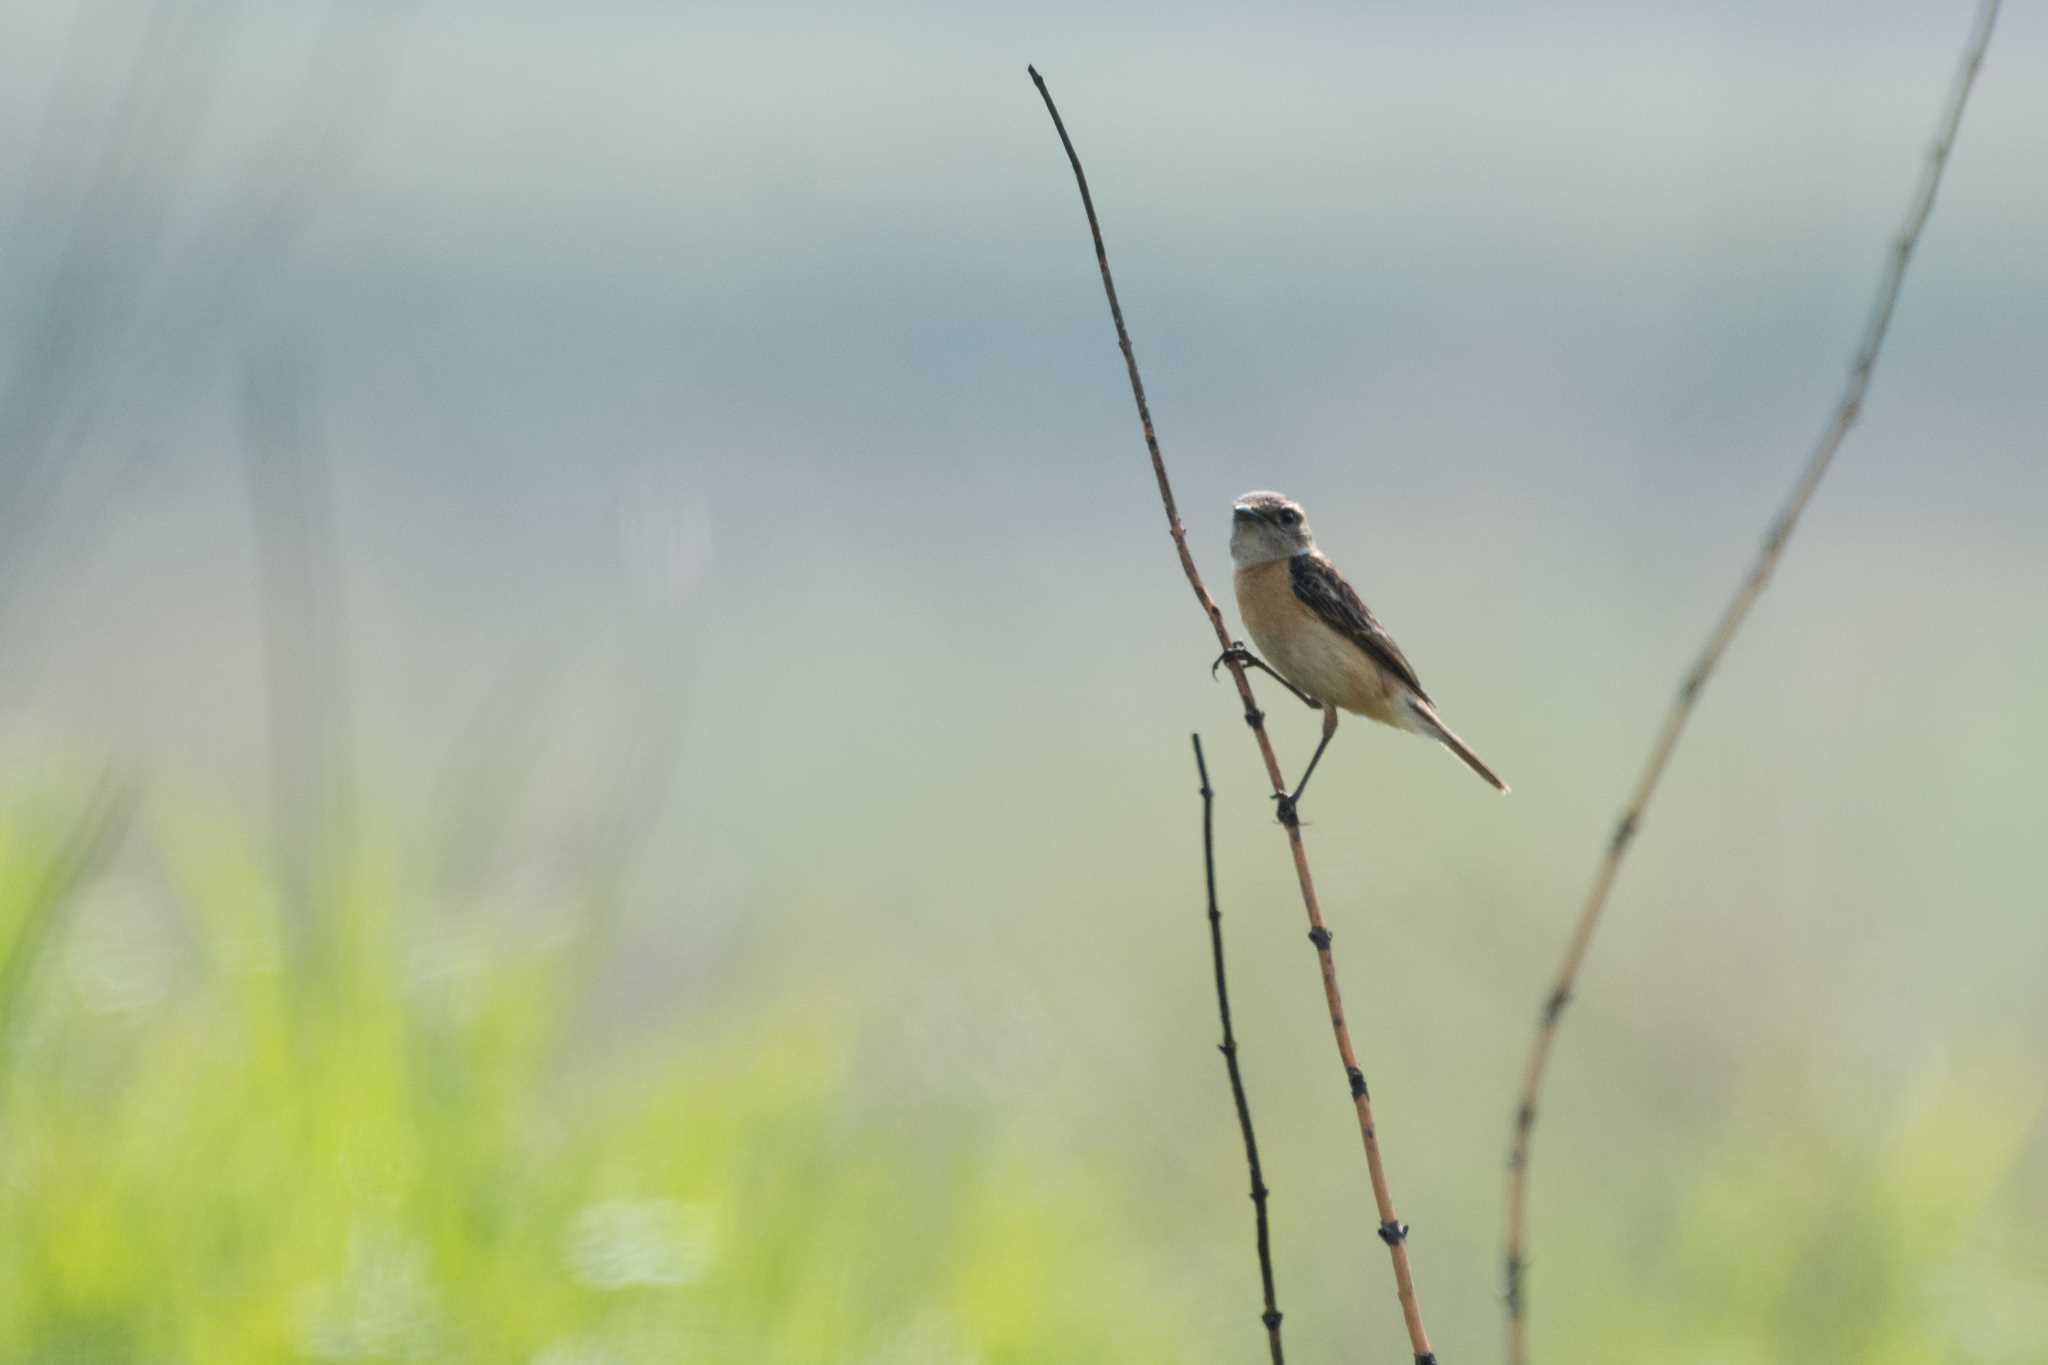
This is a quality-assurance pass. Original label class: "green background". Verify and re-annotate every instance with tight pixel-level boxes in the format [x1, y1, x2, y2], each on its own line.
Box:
[1, 3, 2043, 1361]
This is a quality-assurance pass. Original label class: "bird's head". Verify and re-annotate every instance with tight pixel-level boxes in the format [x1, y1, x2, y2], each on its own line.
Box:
[1230, 491, 1314, 567]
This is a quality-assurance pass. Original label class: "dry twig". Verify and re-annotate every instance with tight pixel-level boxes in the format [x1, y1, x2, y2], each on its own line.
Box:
[1029, 66, 1437, 1362]
[1502, 6, 2001, 1360]
[1192, 734, 1285, 1364]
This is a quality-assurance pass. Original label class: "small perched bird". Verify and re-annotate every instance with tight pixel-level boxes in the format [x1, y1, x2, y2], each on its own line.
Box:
[1227, 490, 1508, 805]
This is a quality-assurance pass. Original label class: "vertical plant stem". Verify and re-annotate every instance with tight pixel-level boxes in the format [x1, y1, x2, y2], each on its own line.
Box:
[1502, 5, 2001, 1360]
[1030, 66, 1437, 1362]
[1193, 735, 1285, 1365]
[241, 351, 352, 978]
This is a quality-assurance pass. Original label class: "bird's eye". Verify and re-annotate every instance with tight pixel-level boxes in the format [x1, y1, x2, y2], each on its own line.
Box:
[1279, 509, 1299, 526]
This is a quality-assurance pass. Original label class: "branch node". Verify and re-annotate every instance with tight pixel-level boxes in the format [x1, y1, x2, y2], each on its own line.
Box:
[1377, 1220, 1409, 1246]
[1608, 813, 1638, 855]
[1542, 988, 1571, 1026]
[1515, 1102, 1537, 1133]
[1262, 1310, 1284, 1330]
[1762, 514, 1794, 556]
[1347, 1066, 1368, 1100]
[1307, 926, 1332, 950]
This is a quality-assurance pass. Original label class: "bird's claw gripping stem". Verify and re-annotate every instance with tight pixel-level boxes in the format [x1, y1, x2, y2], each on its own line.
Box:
[1211, 642, 1254, 680]
[1211, 643, 1319, 709]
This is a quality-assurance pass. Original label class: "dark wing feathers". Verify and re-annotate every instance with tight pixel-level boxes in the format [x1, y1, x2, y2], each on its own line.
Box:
[1288, 552, 1430, 702]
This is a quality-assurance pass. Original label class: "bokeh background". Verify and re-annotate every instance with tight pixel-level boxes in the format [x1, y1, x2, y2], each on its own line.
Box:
[2, 2, 2044, 1361]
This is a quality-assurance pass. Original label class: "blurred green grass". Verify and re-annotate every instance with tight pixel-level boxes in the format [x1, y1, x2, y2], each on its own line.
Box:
[0, 787, 1187, 1364]
[1, 776, 2042, 1364]
[1, 6, 2043, 1359]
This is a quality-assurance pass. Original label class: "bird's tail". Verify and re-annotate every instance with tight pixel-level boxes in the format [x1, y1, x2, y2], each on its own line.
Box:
[1403, 698, 1510, 794]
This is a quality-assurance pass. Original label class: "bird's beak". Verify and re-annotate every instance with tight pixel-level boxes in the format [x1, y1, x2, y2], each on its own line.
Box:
[1232, 504, 1255, 519]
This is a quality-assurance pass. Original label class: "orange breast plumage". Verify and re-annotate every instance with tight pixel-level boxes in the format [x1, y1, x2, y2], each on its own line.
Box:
[1233, 558, 1403, 724]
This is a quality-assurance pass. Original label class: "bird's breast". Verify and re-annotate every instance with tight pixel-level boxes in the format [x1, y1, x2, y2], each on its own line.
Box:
[1233, 559, 1400, 721]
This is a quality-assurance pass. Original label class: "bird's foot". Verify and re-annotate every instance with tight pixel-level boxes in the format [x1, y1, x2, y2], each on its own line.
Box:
[1272, 791, 1303, 827]
[1211, 642, 1255, 680]
[1213, 644, 1320, 709]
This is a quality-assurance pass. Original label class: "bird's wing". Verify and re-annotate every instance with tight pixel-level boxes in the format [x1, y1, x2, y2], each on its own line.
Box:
[1288, 552, 1431, 703]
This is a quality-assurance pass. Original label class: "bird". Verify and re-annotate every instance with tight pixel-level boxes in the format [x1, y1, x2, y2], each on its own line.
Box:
[1225, 490, 1508, 809]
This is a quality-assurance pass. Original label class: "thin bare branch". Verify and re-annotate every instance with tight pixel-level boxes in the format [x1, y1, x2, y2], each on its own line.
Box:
[241, 348, 354, 975]
[1029, 66, 1437, 1363]
[1193, 735, 1286, 1364]
[1503, 6, 2001, 1360]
